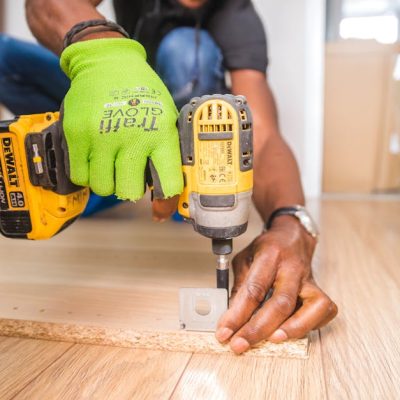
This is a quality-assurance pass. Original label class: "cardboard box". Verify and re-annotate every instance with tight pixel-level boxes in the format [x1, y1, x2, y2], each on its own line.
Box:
[323, 40, 400, 193]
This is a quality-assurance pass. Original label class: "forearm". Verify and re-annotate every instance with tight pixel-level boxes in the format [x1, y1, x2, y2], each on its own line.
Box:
[26, 0, 119, 54]
[254, 136, 304, 222]
[231, 70, 304, 222]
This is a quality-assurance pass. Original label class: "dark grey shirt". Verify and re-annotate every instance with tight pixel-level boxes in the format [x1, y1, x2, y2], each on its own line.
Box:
[113, 0, 268, 72]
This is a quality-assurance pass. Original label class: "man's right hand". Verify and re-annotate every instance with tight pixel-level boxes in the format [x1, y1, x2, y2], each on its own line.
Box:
[60, 38, 184, 206]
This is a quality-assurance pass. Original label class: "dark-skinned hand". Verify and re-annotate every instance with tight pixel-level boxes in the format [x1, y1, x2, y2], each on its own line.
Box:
[152, 195, 180, 222]
[215, 215, 338, 354]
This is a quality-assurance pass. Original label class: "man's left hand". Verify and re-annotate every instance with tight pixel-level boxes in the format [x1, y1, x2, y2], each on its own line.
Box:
[215, 216, 338, 354]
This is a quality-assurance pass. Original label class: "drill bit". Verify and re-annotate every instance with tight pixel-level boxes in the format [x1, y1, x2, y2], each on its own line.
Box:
[216, 254, 229, 292]
[212, 238, 232, 294]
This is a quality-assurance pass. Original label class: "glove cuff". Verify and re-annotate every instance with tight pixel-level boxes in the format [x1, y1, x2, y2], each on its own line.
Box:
[60, 38, 147, 78]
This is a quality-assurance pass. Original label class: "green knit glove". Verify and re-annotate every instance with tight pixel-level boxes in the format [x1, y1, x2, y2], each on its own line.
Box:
[60, 38, 183, 200]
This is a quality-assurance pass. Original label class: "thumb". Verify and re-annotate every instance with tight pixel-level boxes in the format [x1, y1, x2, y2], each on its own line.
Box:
[152, 196, 180, 222]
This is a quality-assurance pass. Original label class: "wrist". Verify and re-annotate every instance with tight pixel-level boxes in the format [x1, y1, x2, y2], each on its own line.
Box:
[63, 19, 130, 50]
[75, 30, 125, 43]
[265, 205, 319, 245]
[269, 214, 318, 255]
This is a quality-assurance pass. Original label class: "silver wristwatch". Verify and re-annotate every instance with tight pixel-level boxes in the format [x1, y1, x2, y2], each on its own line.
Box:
[265, 205, 319, 240]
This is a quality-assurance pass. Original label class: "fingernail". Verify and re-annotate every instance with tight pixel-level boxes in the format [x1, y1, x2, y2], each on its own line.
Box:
[215, 327, 233, 342]
[152, 216, 166, 223]
[230, 337, 250, 354]
[268, 329, 288, 343]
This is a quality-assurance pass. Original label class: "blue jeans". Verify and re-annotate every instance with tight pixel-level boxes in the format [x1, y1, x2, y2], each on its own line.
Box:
[0, 28, 226, 214]
[0, 35, 70, 114]
[156, 27, 226, 108]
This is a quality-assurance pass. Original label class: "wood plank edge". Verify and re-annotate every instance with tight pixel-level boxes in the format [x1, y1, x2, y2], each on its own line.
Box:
[0, 318, 309, 359]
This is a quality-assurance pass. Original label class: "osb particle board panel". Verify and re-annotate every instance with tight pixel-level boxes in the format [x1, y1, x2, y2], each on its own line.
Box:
[0, 200, 308, 358]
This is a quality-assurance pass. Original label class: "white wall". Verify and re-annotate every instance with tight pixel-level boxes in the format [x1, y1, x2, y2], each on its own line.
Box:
[253, 0, 326, 198]
[3, 0, 326, 197]
[4, 1, 34, 40]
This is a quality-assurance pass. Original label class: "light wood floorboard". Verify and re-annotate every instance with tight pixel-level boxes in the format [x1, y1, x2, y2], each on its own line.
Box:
[13, 345, 192, 400]
[317, 200, 400, 399]
[171, 331, 326, 400]
[0, 337, 73, 400]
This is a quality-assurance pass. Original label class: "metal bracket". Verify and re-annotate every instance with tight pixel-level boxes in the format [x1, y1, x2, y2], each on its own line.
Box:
[179, 288, 228, 332]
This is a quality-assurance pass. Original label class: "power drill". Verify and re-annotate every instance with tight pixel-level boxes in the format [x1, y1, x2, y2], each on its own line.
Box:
[0, 113, 89, 239]
[178, 94, 253, 294]
[0, 95, 253, 296]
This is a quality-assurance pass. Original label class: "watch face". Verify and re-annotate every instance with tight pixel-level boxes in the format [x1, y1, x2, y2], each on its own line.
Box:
[296, 209, 319, 238]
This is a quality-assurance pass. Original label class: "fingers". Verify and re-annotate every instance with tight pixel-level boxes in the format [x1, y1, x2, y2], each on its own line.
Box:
[229, 246, 253, 301]
[89, 151, 115, 196]
[228, 267, 302, 354]
[152, 195, 179, 222]
[268, 281, 338, 343]
[149, 138, 183, 199]
[148, 132, 183, 220]
[115, 150, 147, 201]
[62, 132, 90, 187]
[215, 247, 279, 344]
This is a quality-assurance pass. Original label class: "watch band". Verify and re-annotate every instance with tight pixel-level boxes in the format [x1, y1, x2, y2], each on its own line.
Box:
[265, 205, 319, 240]
[63, 19, 130, 50]
[265, 206, 301, 230]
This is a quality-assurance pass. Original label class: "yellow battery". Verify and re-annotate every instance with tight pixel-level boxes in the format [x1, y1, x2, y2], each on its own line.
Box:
[0, 113, 89, 240]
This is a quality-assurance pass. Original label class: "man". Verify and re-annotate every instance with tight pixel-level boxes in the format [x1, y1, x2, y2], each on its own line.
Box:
[0, 0, 337, 354]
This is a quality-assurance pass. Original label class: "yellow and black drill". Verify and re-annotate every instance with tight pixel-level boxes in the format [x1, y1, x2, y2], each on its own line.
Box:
[0, 95, 253, 310]
[178, 94, 253, 294]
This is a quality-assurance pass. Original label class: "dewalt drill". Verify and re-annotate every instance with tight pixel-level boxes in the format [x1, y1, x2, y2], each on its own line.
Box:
[0, 113, 89, 240]
[178, 94, 253, 294]
[0, 95, 253, 297]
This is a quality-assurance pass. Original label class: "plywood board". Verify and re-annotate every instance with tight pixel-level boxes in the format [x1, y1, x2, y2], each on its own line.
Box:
[0, 200, 308, 358]
[0, 318, 308, 358]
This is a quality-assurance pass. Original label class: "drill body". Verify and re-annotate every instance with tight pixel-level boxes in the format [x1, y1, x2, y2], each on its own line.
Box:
[178, 95, 254, 291]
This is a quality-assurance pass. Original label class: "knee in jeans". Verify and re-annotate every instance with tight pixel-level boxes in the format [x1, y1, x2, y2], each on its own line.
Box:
[0, 34, 12, 76]
[157, 27, 223, 77]
[157, 28, 197, 72]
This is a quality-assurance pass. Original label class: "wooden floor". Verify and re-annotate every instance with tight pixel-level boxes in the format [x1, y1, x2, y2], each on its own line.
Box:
[1, 196, 399, 399]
